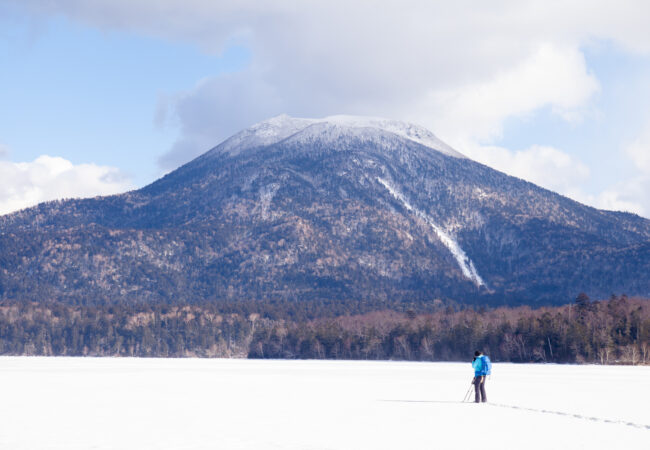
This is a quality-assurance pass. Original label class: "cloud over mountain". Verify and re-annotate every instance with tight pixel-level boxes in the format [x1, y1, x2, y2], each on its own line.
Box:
[7, 1, 650, 216]
[0, 155, 132, 215]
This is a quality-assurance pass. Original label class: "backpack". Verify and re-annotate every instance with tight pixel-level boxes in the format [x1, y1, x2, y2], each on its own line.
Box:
[480, 355, 492, 376]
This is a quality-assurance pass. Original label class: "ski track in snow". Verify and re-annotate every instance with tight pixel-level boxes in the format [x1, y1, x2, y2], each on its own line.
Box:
[486, 403, 650, 430]
[377, 177, 485, 287]
[382, 400, 650, 430]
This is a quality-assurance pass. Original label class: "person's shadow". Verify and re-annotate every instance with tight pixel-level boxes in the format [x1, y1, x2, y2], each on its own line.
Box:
[379, 400, 467, 404]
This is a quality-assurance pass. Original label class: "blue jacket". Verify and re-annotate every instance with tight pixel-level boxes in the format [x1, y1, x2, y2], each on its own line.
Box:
[472, 355, 490, 376]
[472, 357, 483, 376]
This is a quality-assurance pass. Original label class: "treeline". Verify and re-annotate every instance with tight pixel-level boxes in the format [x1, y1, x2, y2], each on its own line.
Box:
[0, 302, 254, 358]
[0, 295, 648, 364]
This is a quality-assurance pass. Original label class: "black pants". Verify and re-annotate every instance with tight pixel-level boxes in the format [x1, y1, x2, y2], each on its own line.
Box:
[474, 376, 487, 403]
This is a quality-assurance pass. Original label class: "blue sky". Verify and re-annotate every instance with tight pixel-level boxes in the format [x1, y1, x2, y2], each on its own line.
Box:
[495, 44, 650, 195]
[1, 1, 650, 217]
[1, 13, 249, 186]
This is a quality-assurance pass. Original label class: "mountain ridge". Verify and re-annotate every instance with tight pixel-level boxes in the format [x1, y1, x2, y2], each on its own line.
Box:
[207, 114, 465, 159]
[1, 115, 649, 306]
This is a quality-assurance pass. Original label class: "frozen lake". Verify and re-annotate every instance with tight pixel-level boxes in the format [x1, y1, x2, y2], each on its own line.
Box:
[0, 357, 648, 449]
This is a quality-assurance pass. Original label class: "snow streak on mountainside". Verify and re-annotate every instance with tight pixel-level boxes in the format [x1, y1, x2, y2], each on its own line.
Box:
[377, 177, 485, 287]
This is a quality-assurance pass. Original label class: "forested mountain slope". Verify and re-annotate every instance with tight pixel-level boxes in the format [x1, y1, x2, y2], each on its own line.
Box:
[1, 115, 649, 305]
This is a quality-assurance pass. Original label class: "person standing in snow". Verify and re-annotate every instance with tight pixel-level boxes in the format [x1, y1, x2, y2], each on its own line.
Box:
[472, 350, 491, 403]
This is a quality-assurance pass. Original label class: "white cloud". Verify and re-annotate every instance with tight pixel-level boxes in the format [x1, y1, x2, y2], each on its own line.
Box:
[0, 155, 132, 215]
[591, 177, 650, 216]
[589, 123, 650, 215]
[0, 143, 9, 159]
[14, 2, 643, 136]
[157, 72, 286, 169]
[412, 44, 599, 145]
[9, 1, 650, 217]
[625, 121, 650, 174]
[598, 190, 646, 215]
[159, 42, 600, 168]
[466, 143, 591, 196]
[465, 139, 650, 216]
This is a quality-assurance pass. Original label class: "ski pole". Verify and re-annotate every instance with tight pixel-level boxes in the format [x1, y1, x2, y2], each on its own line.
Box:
[462, 378, 474, 402]
[462, 385, 472, 402]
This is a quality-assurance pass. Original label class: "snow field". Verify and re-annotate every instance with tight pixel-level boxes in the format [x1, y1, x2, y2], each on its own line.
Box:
[0, 357, 647, 449]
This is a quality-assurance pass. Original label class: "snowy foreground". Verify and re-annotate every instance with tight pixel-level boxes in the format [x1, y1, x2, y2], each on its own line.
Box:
[0, 358, 648, 449]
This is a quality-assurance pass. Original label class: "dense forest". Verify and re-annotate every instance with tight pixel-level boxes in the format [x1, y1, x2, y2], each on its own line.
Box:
[0, 294, 648, 364]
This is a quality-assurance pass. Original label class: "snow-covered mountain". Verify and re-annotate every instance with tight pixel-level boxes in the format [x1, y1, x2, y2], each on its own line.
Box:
[1, 115, 649, 305]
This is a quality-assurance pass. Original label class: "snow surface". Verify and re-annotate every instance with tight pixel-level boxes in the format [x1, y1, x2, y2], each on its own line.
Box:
[214, 114, 466, 159]
[378, 177, 485, 287]
[0, 357, 647, 450]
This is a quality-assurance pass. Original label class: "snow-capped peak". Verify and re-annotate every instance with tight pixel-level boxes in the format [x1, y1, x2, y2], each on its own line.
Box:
[214, 114, 465, 159]
[215, 114, 317, 156]
[317, 115, 464, 158]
